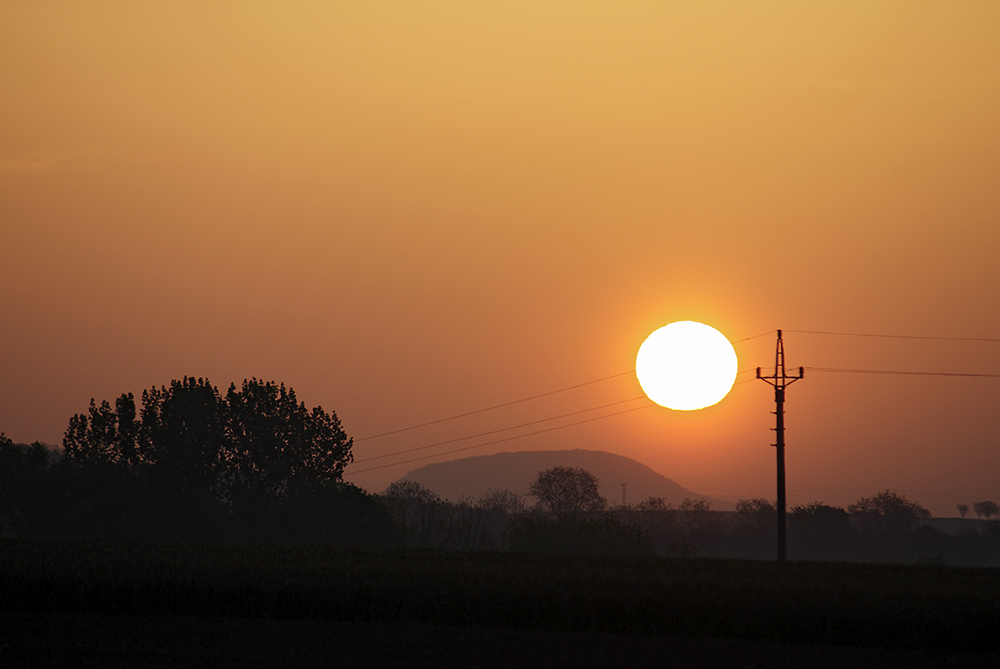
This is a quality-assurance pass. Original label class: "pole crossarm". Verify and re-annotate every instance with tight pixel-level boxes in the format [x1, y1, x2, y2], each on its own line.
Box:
[756, 329, 804, 389]
[756, 329, 803, 561]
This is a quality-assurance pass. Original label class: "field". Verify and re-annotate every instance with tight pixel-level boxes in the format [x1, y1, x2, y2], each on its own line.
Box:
[2, 538, 999, 667]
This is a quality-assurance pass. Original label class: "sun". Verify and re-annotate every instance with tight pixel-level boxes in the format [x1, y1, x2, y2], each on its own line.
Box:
[636, 321, 738, 410]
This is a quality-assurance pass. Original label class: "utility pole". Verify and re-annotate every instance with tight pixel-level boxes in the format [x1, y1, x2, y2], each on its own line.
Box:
[757, 330, 803, 561]
[622, 483, 627, 507]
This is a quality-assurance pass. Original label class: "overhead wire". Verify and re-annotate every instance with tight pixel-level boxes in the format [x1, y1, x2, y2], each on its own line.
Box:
[785, 329, 1000, 343]
[734, 330, 777, 344]
[353, 395, 649, 463]
[805, 367, 1000, 378]
[350, 403, 655, 474]
[356, 371, 635, 441]
[354, 367, 761, 471]
[357, 331, 773, 441]
[350, 328, 998, 475]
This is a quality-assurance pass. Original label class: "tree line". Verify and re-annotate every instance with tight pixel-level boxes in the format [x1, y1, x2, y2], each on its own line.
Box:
[2, 377, 999, 565]
[382, 468, 1000, 566]
[0, 377, 377, 544]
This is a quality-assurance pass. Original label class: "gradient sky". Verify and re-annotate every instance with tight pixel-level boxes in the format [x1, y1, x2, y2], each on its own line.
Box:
[3, 2, 998, 515]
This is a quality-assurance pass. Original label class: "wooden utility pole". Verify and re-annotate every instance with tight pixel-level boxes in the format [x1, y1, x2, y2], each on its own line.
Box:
[757, 330, 803, 561]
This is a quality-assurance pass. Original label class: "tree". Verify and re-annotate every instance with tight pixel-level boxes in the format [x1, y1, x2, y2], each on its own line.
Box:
[380, 480, 446, 548]
[63, 398, 128, 465]
[476, 488, 525, 515]
[973, 500, 999, 520]
[676, 497, 717, 533]
[61, 377, 353, 505]
[141, 379, 227, 492]
[528, 466, 606, 516]
[637, 496, 672, 513]
[734, 498, 776, 533]
[223, 379, 353, 504]
[788, 502, 853, 559]
[956, 503, 970, 519]
[848, 490, 930, 535]
[789, 501, 851, 535]
[382, 480, 440, 505]
[0, 435, 55, 536]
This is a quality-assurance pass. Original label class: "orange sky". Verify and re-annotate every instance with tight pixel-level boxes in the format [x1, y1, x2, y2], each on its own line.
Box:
[2, 2, 998, 515]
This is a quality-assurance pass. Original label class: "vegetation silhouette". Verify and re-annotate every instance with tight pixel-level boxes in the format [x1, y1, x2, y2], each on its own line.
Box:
[63, 377, 352, 498]
[1, 378, 391, 545]
[3, 402, 1000, 564]
[974, 500, 999, 520]
[527, 465, 606, 516]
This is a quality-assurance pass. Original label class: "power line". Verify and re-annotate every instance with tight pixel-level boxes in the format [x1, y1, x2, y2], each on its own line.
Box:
[786, 329, 1000, 343]
[359, 372, 760, 468]
[349, 403, 654, 474]
[358, 333, 772, 441]
[356, 371, 634, 441]
[354, 396, 648, 463]
[349, 332, 999, 476]
[358, 368, 759, 467]
[806, 367, 1000, 378]
[734, 330, 776, 344]
[353, 328, 995, 460]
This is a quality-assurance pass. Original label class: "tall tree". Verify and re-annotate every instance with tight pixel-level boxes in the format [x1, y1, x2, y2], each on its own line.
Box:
[140, 378, 226, 491]
[224, 379, 352, 503]
[61, 377, 352, 505]
[63, 398, 122, 465]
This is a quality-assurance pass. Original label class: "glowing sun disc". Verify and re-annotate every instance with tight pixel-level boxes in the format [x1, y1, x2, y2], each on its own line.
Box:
[636, 321, 738, 410]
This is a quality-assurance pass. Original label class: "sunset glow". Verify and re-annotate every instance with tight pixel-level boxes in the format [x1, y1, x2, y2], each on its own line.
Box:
[2, 2, 999, 515]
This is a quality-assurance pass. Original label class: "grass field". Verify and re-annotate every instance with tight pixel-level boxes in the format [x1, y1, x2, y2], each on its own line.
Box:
[1, 538, 999, 665]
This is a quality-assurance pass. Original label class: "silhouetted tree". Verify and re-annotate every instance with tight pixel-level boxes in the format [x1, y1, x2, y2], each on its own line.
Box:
[848, 490, 930, 536]
[790, 502, 851, 534]
[472, 488, 524, 550]
[63, 398, 125, 465]
[380, 480, 444, 547]
[637, 496, 672, 513]
[734, 498, 776, 533]
[676, 497, 718, 533]
[957, 503, 970, 519]
[223, 379, 352, 508]
[62, 377, 352, 508]
[383, 480, 440, 504]
[973, 500, 999, 520]
[476, 488, 525, 515]
[528, 466, 605, 517]
[789, 502, 853, 559]
[0, 435, 56, 536]
[271, 481, 398, 547]
[141, 379, 227, 492]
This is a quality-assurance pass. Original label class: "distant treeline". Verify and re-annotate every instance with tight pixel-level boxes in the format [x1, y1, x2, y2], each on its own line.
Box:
[2, 376, 999, 566]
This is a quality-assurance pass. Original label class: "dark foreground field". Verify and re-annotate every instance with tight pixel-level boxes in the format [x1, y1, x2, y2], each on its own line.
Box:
[1, 538, 998, 667]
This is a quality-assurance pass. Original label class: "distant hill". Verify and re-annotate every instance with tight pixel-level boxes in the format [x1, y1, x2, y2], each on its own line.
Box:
[394, 449, 733, 510]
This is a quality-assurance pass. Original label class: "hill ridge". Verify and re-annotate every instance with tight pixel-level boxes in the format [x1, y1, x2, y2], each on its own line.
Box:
[395, 449, 733, 510]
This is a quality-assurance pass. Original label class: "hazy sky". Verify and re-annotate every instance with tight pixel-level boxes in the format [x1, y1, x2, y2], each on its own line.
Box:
[3, 2, 998, 515]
